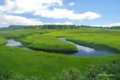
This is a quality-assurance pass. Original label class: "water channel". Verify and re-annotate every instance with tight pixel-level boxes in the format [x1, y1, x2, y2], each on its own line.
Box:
[5, 39, 32, 50]
[6, 38, 117, 56]
[59, 38, 116, 56]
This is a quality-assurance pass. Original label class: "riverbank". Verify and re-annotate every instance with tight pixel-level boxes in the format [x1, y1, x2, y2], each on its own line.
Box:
[59, 38, 117, 56]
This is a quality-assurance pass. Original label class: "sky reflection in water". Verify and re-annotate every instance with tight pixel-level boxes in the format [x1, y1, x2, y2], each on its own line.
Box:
[6, 39, 117, 56]
[59, 38, 116, 56]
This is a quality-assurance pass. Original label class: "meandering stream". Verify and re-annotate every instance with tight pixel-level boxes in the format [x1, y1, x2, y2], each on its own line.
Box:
[59, 38, 116, 56]
[6, 38, 117, 56]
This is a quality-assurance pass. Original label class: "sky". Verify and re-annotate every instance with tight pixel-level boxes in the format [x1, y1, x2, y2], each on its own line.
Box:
[0, 0, 120, 28]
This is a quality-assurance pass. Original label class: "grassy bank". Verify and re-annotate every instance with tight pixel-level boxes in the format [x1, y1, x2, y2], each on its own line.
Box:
[21, 34, 78, 52]
[0, 36, 8, 45]
[47, 29, 120, 53]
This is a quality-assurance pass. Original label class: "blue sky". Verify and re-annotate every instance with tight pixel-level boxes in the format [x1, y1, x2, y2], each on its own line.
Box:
[0, 0, 120, 27]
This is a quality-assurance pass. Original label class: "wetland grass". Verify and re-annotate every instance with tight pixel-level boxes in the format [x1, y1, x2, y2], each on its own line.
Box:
[47, 29, 120, 53]
[0, 36, 8, 45]
[21, 34, 78, 52]
[0, 46, 119, 80]
[0, 28, 120, 79]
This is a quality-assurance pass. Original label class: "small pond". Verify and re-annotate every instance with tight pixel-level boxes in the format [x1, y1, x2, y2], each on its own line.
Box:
[6, 39, 117, 56]
[59, 38, 117, 56]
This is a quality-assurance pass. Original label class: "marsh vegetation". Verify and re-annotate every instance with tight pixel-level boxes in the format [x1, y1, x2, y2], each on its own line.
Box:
[0, 25, 120, 80]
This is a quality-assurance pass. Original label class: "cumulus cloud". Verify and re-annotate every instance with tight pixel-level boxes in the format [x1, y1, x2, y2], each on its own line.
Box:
[91, 23, 120, 27]
[0, 0, 100, 20]
[0, 12, 73, 28]
[69, 2, 75, 6]
[34, 8, 101, 20]
[0, 0, 63, 14]
[44, 22, 73, 25]
[0, 12, 42, 27]
[0, 0, 101, 27]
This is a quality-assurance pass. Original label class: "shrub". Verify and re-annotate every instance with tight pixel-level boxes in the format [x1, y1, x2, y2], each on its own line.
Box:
[85, 60, 120, 80]
[8, 70, 43, 80]
[52, 59, 120, 80]
[51, 68, 85, 80]
[0, 70, 10, 80]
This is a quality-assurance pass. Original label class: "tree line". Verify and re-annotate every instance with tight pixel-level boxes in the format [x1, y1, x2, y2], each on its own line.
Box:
[0, 25, 120, 30]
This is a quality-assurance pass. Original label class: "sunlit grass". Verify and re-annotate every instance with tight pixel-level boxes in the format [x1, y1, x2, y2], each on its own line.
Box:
[0, 29, 51, 39]
[46, 29, 120, 53]
[0, 27, 120, 79]
[0, 36, 7, 45]
[0, 46, 119, 80]
[22, 34, 78, 52]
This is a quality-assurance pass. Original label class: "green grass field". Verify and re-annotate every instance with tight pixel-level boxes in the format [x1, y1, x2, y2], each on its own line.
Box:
[46, 29, 120, 53]
[0, 46, 119, 80]
[0, 27, 120, 79]
[0, 36, 7, 45]
[0, 29, 51, 39]
[21, 34, 78, 52]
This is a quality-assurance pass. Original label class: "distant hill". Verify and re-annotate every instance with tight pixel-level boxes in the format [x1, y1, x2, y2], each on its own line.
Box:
[0, 25, 25, 30]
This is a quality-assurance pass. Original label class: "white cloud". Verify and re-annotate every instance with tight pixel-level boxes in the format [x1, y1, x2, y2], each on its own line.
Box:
[44, 22, 73, 25]
[0, 0, 63, 14]
[34, 8, 101, 20]
[0, 12, 73, 28]
[0, 0, 100, 20]
[91, 23, 120, 27]
[0, 12, 42, 27]
[69, 2, 75, 6]
[63, 22, 73, 25]
[0, 0, 101, 27]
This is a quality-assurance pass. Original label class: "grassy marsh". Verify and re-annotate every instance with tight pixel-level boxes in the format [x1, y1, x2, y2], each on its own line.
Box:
[47, 29, 120, 53]
[21, 34, 78, 52]
[0, 46, 119, 80]
[0, 27, 120, 79]
[0, 36, 7, 45]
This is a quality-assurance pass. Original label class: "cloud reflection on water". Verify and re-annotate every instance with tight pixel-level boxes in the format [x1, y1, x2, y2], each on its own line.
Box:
[76, 45, 94, 53]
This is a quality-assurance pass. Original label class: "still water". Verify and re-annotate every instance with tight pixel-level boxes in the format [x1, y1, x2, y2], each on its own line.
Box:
[6, 39, 32, 50]
[59, 38, 117, 56]
[6, 39, 117, 56]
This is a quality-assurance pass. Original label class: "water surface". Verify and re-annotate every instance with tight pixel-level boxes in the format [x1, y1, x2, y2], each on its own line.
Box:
[6, 39, 32, 50]
[59, 38, 117, 56]
[6, 39, 117, 56]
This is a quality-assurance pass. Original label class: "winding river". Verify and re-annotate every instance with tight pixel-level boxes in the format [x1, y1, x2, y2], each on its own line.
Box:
[6, 38, 117, 56]
[59, 38, 116, 56]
